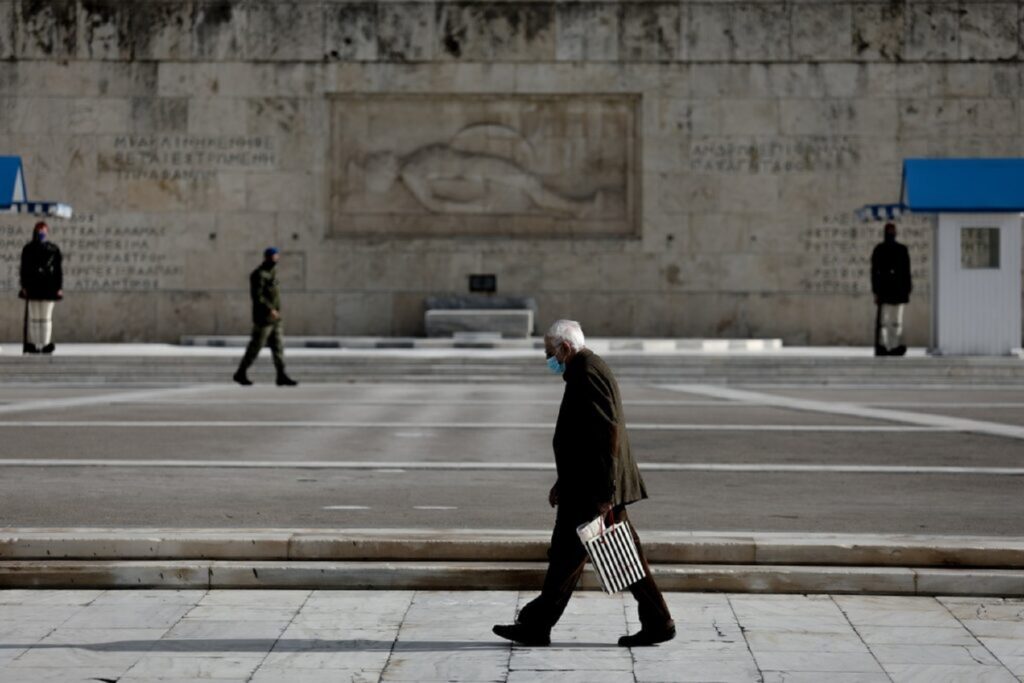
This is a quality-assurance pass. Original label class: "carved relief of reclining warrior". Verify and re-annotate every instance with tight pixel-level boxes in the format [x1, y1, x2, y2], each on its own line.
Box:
[358, 123, 620, 218]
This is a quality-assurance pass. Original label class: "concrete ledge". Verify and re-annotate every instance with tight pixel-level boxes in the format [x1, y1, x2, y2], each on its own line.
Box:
[2, 560, 1022, 595]
[3, 529, 1023, 569]
[6, 348, 1023, 384]
[913, 567, 1024, 595]
[178, 336, 782, 351]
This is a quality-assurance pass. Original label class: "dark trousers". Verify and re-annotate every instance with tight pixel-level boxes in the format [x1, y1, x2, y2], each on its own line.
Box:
[517, 505, 673, 632]
[237, 321, 286, 375]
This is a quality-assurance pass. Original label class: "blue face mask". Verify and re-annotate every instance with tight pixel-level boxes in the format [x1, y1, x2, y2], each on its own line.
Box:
[34, 232, 47, 242]
[546, 355, 565, 374]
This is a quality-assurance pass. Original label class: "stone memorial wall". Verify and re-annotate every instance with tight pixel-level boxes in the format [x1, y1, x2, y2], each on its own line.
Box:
[0, 0, 1021, 344]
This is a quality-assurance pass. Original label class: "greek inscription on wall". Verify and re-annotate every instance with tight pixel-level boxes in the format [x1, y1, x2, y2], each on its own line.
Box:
[799, 213, 932, 295]
[98, 135, 277, 182]
[689, 137, 860, 174]
[0, 214, 185, 292]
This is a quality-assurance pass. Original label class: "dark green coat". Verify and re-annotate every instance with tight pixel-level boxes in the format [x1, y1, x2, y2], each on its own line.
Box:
[249, 263, 281, 326]
[553, 348, 647, 510]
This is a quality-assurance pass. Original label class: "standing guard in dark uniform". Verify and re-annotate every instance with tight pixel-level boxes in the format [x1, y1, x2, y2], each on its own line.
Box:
[493, 319, 675, 648]
[19, 221, 63, 354]
[871, 222, 913, 356]
[233, 247, 297, 386]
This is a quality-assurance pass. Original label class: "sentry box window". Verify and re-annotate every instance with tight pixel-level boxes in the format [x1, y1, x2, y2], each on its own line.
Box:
[961, 227, 1000, 269]
[469, 274, 497, 293]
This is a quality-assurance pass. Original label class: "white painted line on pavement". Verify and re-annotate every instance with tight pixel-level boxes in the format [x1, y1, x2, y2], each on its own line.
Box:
[643, 464, 1024, 475]
[110, 398, 732, 407]
[0, 385, 222, 416]
[1, 459, 1022, 476]
[866, 402, 1024, 409]
[733, 382, 1024, 391]
[0, 421, 546, 428]
[634, 424, 936, 432]
[27, 396, 1023, 409]
[0, 421, 946, 432]
[137, 399, 570, 406]
[662, 384, 1024, 441]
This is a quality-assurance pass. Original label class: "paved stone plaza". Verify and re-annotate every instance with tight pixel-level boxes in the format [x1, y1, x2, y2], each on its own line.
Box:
[0, 371, 1022, 533]
[1, 347, 1022, 678]
[0, 589, 1021, 682]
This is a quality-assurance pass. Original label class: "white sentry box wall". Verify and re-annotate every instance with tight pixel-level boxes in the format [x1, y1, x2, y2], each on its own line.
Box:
[933, 212, 1022, 355]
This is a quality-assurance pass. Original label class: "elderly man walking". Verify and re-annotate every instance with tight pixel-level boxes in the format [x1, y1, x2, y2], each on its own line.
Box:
[493, 319, 675, 647]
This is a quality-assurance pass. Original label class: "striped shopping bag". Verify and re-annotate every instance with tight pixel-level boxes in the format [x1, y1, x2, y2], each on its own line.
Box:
[576, 510, 647, 594]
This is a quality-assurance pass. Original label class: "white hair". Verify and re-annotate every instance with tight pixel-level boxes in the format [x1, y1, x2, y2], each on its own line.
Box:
[546, 319, 585, 351]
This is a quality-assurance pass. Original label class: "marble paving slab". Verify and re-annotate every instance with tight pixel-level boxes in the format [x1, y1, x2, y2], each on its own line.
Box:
[0, 589, 1019, 681]
[0, 589, 103, 605]
[250, 669, 378, 683]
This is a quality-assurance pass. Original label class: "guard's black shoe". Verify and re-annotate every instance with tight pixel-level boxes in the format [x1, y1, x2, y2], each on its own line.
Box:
[874, 345, 888, 357]
[492, 624, 550, 646]
[22, 343, 38, 355]
[233, 370, 253, 386]
[41, 343, 55, 354]
[276, 374, 298, 387]
[618, 624, 676, 647]
[892, 345, 907, 356]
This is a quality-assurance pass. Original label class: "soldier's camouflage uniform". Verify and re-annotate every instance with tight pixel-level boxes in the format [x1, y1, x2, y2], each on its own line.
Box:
[237, 263, 286, 377]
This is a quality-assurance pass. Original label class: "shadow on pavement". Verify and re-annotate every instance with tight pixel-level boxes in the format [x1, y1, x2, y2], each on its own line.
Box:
[0, 639, 613, 652]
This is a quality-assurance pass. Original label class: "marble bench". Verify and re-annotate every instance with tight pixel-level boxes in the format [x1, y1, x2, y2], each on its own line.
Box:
[424, 294, 538, 338]
[424, 308, 533, 338]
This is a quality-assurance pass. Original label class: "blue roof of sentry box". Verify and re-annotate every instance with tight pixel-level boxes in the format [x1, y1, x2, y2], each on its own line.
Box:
[0, 155, 72, 218]
[902, 158, 1024, 212]
[0, 156, 27, 205]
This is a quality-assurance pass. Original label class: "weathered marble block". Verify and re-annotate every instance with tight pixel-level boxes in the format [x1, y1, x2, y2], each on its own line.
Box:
[425, 309, 534, 339]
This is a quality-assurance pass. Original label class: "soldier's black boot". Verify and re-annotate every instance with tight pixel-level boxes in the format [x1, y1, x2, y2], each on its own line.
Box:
[276, 373, 298, 387]
[233, 369, 253, 386]
[22, 343, 38, 354]
[41, 343, 55, 354]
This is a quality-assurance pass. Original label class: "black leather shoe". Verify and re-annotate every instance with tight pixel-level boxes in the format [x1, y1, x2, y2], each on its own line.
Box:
[22, 343, 38, 355]
[276, 374, 298, 387]
[618, 624, 676, 647]
[41, 343, 55, 354]
[874, 345, 888, 357]
[492, 624, 550, 646]
[892, 345, 907, 356]
[233, 370, 253, 386]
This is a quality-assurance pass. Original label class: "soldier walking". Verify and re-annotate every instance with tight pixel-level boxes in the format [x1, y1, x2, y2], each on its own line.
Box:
[233, 247, 298, 386]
